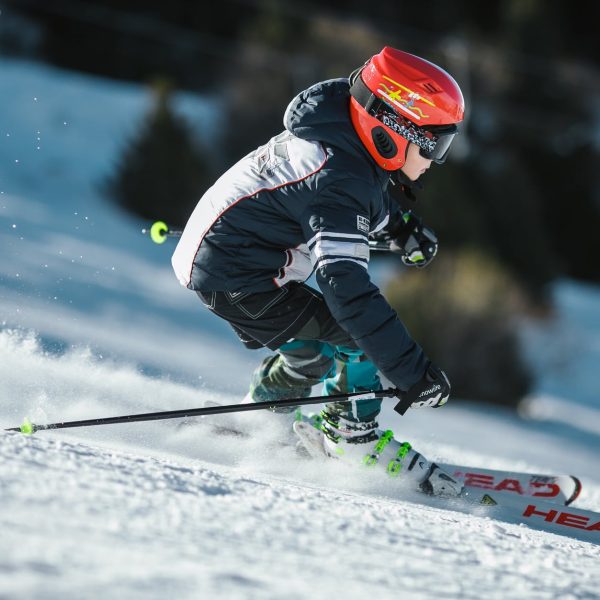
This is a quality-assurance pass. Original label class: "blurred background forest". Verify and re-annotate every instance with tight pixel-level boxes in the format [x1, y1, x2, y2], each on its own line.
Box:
[1, 0, 598, 407]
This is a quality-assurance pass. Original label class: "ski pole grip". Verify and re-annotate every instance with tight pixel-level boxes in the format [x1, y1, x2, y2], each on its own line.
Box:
[393, 392, 412, 416]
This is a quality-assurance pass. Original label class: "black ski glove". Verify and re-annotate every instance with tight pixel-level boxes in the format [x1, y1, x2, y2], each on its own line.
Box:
[393, 363, 451, 415]
[390, 212, 438, 268]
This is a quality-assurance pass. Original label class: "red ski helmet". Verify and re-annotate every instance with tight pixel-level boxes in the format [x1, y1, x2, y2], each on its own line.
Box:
[349, 47, 465, 171]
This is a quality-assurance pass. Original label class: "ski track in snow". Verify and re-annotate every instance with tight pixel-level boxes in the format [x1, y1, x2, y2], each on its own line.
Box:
[1, 56, 600, 599]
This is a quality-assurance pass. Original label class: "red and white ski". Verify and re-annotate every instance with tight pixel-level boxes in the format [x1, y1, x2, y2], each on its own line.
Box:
[461, 489, 599, 544]
[440, 464, 580, 506]
[293, 421, 597, 544]
[292, 420, 581, 506]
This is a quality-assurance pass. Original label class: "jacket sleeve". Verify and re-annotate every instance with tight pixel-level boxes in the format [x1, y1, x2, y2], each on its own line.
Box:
[301, 180, 428, 390]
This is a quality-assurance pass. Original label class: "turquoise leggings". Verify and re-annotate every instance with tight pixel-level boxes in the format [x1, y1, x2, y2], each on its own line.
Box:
[278, 340, 382, 422]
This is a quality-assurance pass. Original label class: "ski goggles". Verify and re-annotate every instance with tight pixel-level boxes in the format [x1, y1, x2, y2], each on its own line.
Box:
[377, 108, 458, 164]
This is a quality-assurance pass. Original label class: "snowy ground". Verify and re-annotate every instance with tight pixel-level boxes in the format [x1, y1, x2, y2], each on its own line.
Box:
[3, 431, 600, 600]
[1, 56, 600, 599]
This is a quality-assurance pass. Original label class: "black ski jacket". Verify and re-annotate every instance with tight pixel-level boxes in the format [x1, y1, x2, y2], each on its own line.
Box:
[172, 78, 427, 390]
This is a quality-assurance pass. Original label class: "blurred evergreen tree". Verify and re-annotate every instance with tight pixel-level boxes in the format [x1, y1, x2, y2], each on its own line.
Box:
[219, 4, 309, 165]
[104, 80, 214, 226]
[219, 9, 386, 166]
[4, 0, 256, 90]
[386, 250, 532, 408]
[415, 151, 558, 304]
[494, 0, 600, 284]
[533, 144, 600, 281]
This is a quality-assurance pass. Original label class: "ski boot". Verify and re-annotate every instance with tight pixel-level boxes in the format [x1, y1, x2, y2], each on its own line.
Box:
[320, 411, 463, 497]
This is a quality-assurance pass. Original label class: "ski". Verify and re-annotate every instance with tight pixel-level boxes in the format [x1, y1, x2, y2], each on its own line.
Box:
[191, 402, 582, 507]
[440, 464, 581, 507]
[183, 402, 595, 543]
[293, 421, 595, 542]
[459, 489, 599, 545]
[292, 420, 582, 506]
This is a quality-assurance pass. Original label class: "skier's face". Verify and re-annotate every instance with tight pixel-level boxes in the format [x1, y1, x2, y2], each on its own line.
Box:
[400, 143, 433, 181]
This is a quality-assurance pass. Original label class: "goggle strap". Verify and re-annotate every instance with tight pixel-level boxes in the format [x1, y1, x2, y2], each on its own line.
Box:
[349, 71, 379, 113]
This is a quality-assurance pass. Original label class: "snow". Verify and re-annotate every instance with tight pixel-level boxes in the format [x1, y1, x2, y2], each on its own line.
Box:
[1, 56, 599, 599]
[0, 56, 255, 392]
[3, 433, 599, 600]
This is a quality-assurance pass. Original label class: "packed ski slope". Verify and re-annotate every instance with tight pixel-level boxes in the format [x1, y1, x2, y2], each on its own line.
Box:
[1, 57, 600, 600]
[2, 429, 599, 600]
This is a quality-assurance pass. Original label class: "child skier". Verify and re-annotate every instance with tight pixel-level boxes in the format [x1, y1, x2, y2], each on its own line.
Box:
[172, 47, 464, 496]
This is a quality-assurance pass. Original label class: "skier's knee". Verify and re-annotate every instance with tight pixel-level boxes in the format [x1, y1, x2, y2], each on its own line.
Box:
[277, 340, 335, 382]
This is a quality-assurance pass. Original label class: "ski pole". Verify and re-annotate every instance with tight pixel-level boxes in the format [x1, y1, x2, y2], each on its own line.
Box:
[5, 388, 412, 435]
[142, 221, 393, 252]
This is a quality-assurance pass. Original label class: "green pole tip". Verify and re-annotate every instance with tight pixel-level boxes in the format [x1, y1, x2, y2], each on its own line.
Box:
[20, 418, 35, 435]
[150, 221, 169, 244]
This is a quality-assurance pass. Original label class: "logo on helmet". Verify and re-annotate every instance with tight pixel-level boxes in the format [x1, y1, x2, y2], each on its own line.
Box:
[377, 76, 436, 121]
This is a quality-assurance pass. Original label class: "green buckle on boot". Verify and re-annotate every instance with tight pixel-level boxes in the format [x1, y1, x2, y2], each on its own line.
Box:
[386, 442, 412, 477]
[363, 430, 394, 466]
